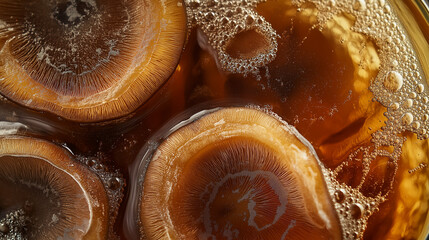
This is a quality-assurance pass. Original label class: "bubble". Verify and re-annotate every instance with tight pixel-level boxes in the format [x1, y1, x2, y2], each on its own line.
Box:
[350, 203, 364, 219]
[94, 163, 106, 171]
[412, 121, 421, 130]
[390, 102, 399, 110]
[86, 158, 97, 167]
[383, 71, 403, 92]
[353, 0, 366, 11]
[383, 5, 391, 13]
[409, 92, 417, 98]
[204, 12, 215, 21]
[246, 15, 255, 25]
[416, 84, 425, 93]
[108, 177, 121, 190]
[221, 17, 229, 25]
[403, 99, 413, 108]
[334, 189, 346, 203]
[0, 223, 9, 233]
[423, 114, 429, 122]
[402, 113, 414, 125]
[345, 231, 350, 238]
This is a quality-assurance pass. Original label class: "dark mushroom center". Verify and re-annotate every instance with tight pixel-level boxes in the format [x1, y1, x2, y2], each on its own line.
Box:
[0, 0, 140, 96]
[53, 0, 96, 27]
[0, 156, 90, 239]
[169, 138, 305, 239]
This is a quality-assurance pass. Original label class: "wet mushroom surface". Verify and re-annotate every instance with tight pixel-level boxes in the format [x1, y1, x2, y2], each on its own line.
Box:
[0, 0, 187, 122]
[0, 137, 110, 239]
[139, 107, 342, 239]
[0, 0, 427, 239]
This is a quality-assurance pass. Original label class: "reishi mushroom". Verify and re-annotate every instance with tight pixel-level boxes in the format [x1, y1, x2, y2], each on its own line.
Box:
[0, 0, 186, 122]
[140, 107, 342, 239]
[0, 136, 109, 239]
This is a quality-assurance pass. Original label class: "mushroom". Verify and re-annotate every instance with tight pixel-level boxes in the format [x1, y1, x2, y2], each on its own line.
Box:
[0, 0, 187, 122]
[139, 107, 342, 239]
[0, 136, 109, 239]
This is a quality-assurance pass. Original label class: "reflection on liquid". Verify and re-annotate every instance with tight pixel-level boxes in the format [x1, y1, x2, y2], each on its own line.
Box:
[0, 0, 428, 239]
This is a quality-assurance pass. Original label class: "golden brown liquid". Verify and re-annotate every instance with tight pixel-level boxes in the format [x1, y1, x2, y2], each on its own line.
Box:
[0, 0, 428, 239]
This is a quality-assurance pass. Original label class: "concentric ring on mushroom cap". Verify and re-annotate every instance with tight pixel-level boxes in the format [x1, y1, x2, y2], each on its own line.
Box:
[0, 137, 109, 239]
[140, 107, 342, 239]
[0, 0, 187, 122]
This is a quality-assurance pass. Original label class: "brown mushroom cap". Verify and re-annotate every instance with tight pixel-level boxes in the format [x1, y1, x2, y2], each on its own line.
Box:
[0, 0, 186, 122]
[0, 137, 109, 239]
[140, 107, 342, 239]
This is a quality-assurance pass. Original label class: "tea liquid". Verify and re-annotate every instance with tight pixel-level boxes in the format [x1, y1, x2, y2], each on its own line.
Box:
[0, 0, 428, 239]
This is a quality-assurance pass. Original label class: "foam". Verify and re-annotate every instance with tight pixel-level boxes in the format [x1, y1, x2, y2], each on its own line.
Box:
[185, 0, 278, 75]
[187, 0, 429, 238]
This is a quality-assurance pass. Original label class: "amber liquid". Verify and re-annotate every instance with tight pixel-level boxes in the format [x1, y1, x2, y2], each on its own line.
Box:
[124, 0, 429, 238]
[0, 0, 428, 239]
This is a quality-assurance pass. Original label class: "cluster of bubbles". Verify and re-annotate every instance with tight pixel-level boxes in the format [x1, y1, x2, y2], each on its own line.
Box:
[408, 162, 428, 174]
[80, 155, 125, 226]
[297, 0, 429, 137]
[187, 0, 428, 238]
[185, 0, 278, 75]
[0, 209, 28, 239]
[303, 0, 429, 237]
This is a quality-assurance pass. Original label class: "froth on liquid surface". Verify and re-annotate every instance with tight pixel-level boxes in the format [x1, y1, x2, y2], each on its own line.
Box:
[0, 0, 427, 239]
[184, 0, 429, 239]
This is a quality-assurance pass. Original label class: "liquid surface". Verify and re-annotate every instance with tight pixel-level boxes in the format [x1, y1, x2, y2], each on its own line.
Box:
[0, 0, 428, 239]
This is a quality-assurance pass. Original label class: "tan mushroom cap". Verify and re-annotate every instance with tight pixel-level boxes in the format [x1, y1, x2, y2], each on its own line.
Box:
[0, 0, 187, 122]
[0, 137, 109, 239]
[140, 107, 342, 239]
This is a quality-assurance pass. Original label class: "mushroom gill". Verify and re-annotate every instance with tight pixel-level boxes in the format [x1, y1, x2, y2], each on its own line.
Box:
[140, 107, 342, 239]
[0, 0, 187, 122]
[0, 137, 109, 239]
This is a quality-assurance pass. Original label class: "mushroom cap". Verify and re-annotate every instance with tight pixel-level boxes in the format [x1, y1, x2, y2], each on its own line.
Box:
[0, 136, 109, 239]
[0, 0, 187, 122]
[140, 107, 342, 239]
